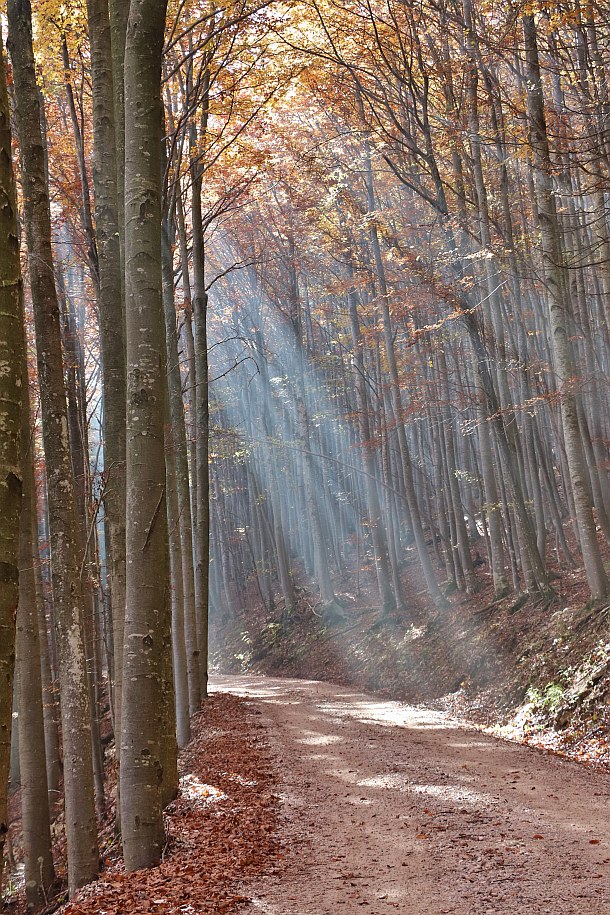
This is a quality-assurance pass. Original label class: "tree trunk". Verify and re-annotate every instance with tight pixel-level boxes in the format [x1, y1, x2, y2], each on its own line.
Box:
[0, 28, 22, 903]
[191, 165, 210, 697]
[86, 0, 127, 751]
[32, 534, 62, 809]
[16, 376, 55, 908]
[347, 280, 400, 612]
[523, 13, 609, 600]
[120, 0, 169, 873]
[162, 221, 201, 713]
[108, 0, 128, 302]
[7, 0, 99, 893]
[166, 441, 191, 749]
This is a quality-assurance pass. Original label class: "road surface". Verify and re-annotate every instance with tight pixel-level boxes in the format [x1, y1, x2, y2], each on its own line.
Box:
[212, 674, 610, 914]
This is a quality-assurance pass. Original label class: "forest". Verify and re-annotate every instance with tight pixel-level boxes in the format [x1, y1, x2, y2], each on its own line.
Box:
[1, 0, 610, 912]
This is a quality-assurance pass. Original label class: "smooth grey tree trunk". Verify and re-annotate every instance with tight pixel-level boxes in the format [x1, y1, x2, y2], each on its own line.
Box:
[86, 0, 127, 752]
[162, 220, 201, 713]
[7, 0, 99, 893]
[166, 442, 191, 748]
[32, 537, 61, 809]
[16, 375, 55, 908]
[191, 164, 210, 696]
[0, 28, 22, 904]
[120, 0, 170, 873]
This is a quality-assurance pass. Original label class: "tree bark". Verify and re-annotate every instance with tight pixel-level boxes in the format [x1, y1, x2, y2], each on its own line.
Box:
[86, 0, 127, 750]
[523, 13, 609, 600]
[16, 376, 55, 908]
[120, 0, 170, 873]
[7, 0, 99, 893]
[166, 440, 191, 748]
[162, 220, 201, 713]
[0, 28, 22, 904]
[191, 163, 210, 696]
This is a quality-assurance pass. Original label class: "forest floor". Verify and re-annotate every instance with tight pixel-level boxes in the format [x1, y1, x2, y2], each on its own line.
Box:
[5, 694, 282, 915]
[7, 550, 610, 914]
[211, 548, 610, 771]
[217, 673, 610, 914]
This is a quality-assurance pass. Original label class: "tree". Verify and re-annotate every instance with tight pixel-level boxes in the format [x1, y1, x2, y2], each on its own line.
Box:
[0, 28, 23, 904]
[522, 12, 609, 601]
[86, 0, 127, 747]
[119, 0, 170, 873]
[7, 0, 99, 893]
[16, 372, 55, 908]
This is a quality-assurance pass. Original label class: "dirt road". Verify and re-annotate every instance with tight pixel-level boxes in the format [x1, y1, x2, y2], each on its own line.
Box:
[212, 674, 610, 914]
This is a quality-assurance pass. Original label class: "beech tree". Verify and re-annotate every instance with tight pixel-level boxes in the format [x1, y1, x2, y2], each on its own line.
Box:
[86, 0, 127, 741]
[0, 29, 23, 903]
[7, 0, 99, 893]
[16, 377, 54, 907]
[119, 0, 171, 873]
[522, 12, 609, 600]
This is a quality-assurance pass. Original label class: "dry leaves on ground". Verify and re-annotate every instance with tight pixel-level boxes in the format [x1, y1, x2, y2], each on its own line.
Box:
[60, 694, 281, 915]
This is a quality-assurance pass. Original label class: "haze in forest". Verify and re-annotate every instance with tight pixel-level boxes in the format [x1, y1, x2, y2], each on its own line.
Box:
[1, 0, 610, 911]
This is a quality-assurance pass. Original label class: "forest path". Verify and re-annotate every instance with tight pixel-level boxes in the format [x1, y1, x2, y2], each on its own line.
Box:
[211, 674, 610, 915]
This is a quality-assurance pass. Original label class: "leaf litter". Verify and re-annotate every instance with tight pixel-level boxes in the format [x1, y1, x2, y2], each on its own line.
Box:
[59, 694, 281, 915]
